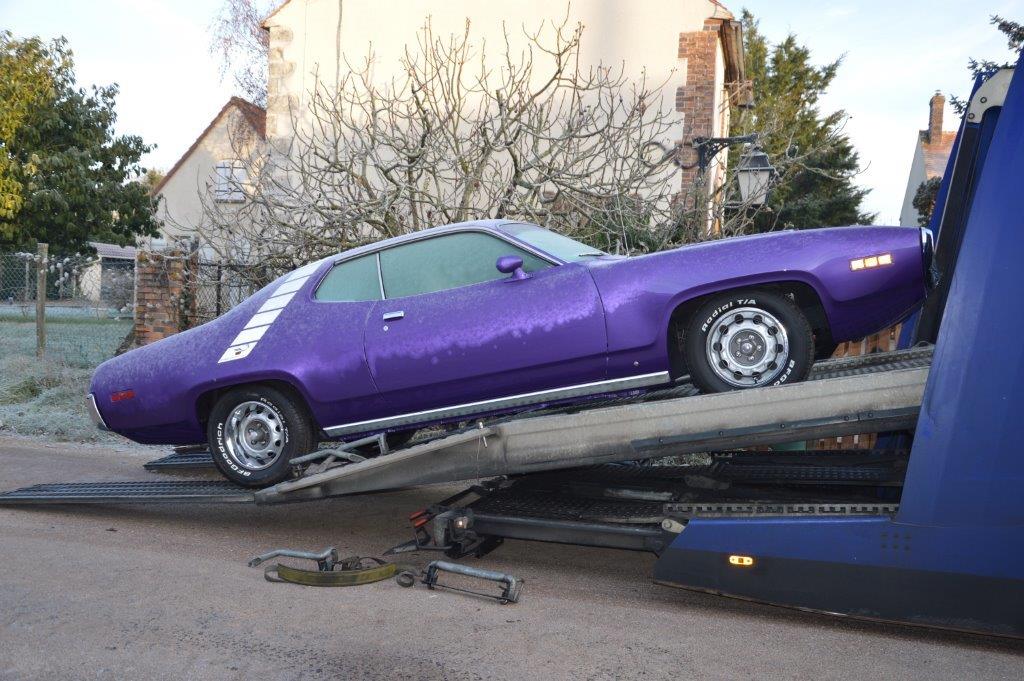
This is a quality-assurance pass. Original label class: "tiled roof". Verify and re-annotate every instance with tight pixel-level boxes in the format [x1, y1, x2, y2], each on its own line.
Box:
[151, 97, 266, 196]
[232, 97, 267, 139]
[90, 242, 137, 260]
[921, 130, 956, 179]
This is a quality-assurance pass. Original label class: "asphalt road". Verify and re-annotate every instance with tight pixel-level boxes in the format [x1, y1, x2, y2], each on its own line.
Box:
[0, 436, 1021, 680]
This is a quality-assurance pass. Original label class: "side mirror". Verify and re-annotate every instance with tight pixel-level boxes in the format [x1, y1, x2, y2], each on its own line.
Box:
[496, 255, 529, 281]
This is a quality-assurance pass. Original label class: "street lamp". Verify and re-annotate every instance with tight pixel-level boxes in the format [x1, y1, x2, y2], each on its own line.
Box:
[734, 145, 776, 206]
[691, 133, 777, 207]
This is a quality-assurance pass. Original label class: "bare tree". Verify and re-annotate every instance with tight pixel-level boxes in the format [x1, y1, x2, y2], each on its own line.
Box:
[194, 16, 826, 283]
[210, 0, 273, 106]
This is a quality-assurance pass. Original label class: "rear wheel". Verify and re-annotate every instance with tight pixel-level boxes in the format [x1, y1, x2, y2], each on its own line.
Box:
[207, 385, 316, 487]
[683, 290, 814, 394]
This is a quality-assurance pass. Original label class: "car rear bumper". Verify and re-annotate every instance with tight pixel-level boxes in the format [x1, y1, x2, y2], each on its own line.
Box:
[86, 393, 109, 431]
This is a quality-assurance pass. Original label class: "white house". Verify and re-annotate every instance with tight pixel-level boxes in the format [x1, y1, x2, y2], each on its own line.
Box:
[156, 0, 748, 251]
[264, 0, 747, 193]
[149, 97, 266, 254]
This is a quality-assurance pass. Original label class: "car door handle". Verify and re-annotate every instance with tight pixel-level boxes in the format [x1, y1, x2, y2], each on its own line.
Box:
[382, 310, 405, 321]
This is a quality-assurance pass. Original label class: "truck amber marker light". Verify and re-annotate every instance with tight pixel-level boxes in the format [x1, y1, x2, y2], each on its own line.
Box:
[728, 555, 755, 567]
[850, 253, 893, 271]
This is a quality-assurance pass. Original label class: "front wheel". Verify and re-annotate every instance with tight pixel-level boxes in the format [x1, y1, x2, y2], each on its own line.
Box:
[207, 385, 316, 487]
[683, 290, 814, 394]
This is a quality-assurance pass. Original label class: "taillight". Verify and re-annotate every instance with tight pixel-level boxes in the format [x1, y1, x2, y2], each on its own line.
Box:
[110, 389, 135, 403]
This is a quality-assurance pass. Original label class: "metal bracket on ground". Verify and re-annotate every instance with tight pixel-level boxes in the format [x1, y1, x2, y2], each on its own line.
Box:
[396, 560, 523, 604]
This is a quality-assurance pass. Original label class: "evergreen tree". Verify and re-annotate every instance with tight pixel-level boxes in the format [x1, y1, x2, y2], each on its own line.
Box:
[731, 11, 873, 230]
[951, 15, 1023, 114]
[912, 176, 942, 227]
[0, 32, 157, 255]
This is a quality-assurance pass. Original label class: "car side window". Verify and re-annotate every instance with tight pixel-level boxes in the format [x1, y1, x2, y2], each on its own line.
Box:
[379, 232, 550, 299]
[315, 254, 382, 302]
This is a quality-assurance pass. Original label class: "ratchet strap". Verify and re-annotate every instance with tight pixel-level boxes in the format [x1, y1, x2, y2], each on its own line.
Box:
[264, 556, 401, 587]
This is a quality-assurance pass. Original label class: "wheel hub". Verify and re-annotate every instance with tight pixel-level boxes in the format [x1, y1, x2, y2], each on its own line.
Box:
[705, 307, 790, 388]
[224, 401, 285, 471]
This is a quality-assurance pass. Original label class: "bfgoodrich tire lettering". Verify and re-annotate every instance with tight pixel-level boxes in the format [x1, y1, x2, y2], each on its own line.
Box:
[207, 385, 315, 487]
[683, 290, 814, 394]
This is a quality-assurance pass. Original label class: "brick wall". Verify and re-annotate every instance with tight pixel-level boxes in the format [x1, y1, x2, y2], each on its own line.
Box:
[806, 324, 904, 450]
[133, 250, 196, 346]
[676, 20, 723, 191]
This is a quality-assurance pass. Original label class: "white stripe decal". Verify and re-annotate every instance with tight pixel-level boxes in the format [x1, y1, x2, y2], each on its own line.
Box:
[286, 262, 320, 281]
[245, 308, 283, 329]
[218, 268, 316, 364]
[232, 325, 270, 345]
[257, 291, 296, 313]
[275, 276, 310, 296]
[219, 342, 258, 363]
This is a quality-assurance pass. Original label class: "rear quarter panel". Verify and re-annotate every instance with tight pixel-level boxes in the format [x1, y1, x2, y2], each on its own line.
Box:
[89, 259, 378, 445]
[587, 226, 925, 379]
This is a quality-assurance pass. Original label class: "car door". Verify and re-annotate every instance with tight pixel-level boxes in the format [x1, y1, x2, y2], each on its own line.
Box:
[301, 252, 387, 429]
[361, 230, 609, 423]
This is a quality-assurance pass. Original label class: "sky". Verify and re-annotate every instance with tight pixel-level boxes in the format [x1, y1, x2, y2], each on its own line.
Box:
[2, 0, 1022, 224]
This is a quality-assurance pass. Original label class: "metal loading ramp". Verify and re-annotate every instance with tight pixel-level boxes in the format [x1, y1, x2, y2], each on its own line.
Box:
[0, 480, 255, 505]
[258, 347, 930, 503]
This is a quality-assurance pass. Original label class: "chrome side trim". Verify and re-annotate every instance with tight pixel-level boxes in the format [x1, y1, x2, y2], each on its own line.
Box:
[324, 371, 671, 436]
[86, 393, 109, 431]
[375, 252, 385, 299]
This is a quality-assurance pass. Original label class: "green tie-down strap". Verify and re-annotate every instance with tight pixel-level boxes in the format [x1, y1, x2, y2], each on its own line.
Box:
[263, 556, 411, 587]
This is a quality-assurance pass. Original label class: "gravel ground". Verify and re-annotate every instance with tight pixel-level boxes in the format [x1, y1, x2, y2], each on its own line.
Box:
[1, 435, 1022, 680]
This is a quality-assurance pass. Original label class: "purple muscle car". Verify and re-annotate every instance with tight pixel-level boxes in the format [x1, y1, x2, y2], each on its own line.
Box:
[88, 220, 931, 486]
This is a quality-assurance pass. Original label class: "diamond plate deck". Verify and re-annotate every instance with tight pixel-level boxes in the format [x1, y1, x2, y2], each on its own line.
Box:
[143, 453, 216, 471]
[0, 480, 254, 504]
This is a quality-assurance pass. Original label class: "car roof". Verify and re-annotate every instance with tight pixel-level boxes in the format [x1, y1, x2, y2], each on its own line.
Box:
[325, 219, 536, 263]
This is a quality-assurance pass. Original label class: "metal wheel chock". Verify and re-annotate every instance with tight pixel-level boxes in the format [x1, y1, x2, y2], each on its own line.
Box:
[396, 560, 523, 604]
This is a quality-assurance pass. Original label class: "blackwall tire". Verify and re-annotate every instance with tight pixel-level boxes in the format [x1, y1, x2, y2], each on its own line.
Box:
[683, 290, 814, 394]
[207, 385, 316, 488]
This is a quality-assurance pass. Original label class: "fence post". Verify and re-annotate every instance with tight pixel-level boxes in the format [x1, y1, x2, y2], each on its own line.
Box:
[215, 263, 222, 318]
[35, 242, 47, 358]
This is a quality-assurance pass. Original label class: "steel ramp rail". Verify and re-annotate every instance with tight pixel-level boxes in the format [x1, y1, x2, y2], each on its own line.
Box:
[0, 480, 254, 505]
[258, 347, 931, 503]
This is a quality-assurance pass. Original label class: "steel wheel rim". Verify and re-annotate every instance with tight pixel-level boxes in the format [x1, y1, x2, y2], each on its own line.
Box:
[705, 306, 790, 388]
[224, 401, 285, 471]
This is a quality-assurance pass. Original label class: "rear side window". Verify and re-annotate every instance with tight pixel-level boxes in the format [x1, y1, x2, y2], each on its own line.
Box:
[379, 232, 550, 298]
[315, 254, 382, 302]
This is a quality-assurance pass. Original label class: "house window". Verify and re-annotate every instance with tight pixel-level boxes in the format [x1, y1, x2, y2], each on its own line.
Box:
[214, 160, 247, 203]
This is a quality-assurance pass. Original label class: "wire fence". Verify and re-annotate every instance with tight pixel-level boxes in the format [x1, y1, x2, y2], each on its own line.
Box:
[186, 261, 258, 328]
[0, 251, 134, 318]
[1, 250, 134, 367]
[1, 247, 261, 367]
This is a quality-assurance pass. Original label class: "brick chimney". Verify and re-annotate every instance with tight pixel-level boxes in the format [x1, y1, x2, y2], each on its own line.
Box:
[928, 91, 945, 144]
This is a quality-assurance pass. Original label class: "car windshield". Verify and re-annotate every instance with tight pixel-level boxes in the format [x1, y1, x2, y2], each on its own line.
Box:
[501, 223, 606, 262]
